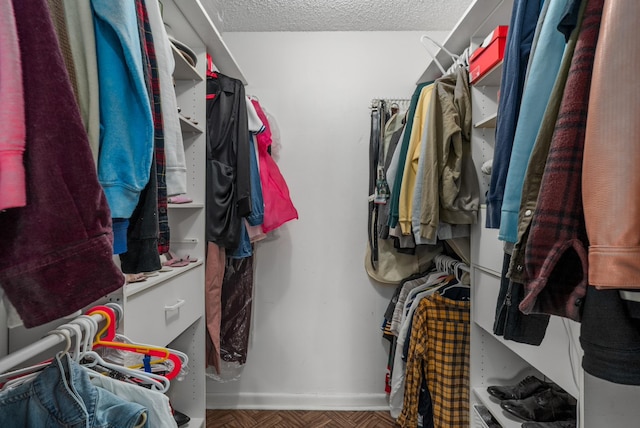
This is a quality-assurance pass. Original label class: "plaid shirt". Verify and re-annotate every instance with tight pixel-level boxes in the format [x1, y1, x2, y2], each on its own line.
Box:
[397, 293, 470, 428]
[136, 0, 170, 254]
[521, 0, 603, 320]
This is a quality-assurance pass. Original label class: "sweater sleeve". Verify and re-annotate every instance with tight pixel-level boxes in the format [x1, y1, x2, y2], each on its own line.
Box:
[0, 0, 26, 211]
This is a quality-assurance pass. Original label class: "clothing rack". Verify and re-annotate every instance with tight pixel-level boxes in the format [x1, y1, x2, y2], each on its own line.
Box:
[0, 303, 122, 375]
[370, 98, 410, 111]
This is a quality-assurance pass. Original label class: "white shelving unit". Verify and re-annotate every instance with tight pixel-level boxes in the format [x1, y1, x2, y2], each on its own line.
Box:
[415, 1, 591, 427]
[0, 1, 251, 425]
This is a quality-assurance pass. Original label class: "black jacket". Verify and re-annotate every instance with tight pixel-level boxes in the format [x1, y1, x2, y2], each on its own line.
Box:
[206, 73, 251, 250]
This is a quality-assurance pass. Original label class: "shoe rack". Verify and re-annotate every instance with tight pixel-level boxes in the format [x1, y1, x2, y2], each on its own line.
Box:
[417, 1, 586, 427]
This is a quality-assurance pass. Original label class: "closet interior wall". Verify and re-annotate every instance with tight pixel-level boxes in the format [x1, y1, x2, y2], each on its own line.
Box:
[205, 30, 447, 410]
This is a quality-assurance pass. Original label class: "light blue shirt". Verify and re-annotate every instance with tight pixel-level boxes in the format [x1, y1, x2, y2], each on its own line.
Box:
[499, 0, 568, 242]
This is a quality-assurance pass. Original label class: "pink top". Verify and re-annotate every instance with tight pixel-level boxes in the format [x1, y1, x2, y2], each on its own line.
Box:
[0, 0, 26, 211]
[251, 99, 298, 233]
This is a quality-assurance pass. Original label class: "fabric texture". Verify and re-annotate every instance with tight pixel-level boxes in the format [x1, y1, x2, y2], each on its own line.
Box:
[486, 0, 545, 228]
[508, 0, 587, 285]
[399, 84, 434, 235]
[252, 100, 298, 234]
[499, 0, 569, 243]
[206, 73, 251, 250]
[582, 0, 640, 288]
[388, 82, 431, 229]
[419, 67, 478, 241]
[90, 373, 176, 428]
[494, 253, 549, 345]
[1, 0, 124, 327]
[47, 0, 79, 99]
[92, 0, 154, 220]
[205, 242, 226, 373]
[62, 0, 101, 164]
[397, 293, 470, 428]
[146, 0, 187, 197]
[521, 0, 602, 319]
[0, 354, 148, 427]
[136, 0, 169, 255]
[0, 0, 26, 211]
[581, 286, 640, 385]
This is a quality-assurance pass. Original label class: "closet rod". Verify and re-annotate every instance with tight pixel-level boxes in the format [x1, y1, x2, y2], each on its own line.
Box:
[0, 304, 121, 374]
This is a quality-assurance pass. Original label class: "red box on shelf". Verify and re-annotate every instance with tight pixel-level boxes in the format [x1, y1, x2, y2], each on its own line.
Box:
[469, 26, 508, 84]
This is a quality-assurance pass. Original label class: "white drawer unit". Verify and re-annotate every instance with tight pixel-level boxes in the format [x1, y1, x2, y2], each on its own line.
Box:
[123, 263, 204, 347]
[471, 206, 503, 276]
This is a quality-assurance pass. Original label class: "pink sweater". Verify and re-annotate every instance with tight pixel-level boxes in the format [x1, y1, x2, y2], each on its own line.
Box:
[0, 0, 26, 211]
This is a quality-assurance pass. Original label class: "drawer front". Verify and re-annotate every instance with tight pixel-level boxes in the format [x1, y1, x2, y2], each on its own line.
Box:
[471, 206, 503, 275]
[472, 267, 501, 332]
[124, 266, 204, 346]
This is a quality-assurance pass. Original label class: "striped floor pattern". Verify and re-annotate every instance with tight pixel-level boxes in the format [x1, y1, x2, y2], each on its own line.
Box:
[206, 410, 398, 427]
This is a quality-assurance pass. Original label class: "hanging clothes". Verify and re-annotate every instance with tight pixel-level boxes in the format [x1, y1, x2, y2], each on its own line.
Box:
[62, 0, 101, 165]
[418, 67, 479, 242]
[520, 0, 601, 320]
[397, 293, 470, 428]
[146, 0, 187, 197]
[499, 0, 569, 243]
[0, 354, 148, 427]
[205, 72, 251, 250]
[92, 0, 154, 240]
[251, 99, 298, 234]
[486, 0, 545, 228]
[0, 0, 124, 328]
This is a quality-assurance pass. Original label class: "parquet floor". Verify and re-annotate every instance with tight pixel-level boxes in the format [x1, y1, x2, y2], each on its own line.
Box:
[206, 410, 398, 428]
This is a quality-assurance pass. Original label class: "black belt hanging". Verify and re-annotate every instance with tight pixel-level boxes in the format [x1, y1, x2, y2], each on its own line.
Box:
[368, 100, 386, 269]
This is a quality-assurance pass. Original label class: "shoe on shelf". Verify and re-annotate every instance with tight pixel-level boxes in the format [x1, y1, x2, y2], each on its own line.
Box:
[487, 375, 551, 400]
[501, 388, 577, 422]
[521, 421, 577, 428]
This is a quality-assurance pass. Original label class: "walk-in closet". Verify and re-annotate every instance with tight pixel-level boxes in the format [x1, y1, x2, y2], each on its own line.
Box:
[1, 0, 638, 427]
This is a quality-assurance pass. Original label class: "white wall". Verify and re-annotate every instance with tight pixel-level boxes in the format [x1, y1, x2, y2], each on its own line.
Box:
[206, 31, 448, 410]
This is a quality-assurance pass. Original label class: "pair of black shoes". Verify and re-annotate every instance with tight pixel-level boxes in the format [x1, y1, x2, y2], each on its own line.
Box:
[487, 376, 577, 425]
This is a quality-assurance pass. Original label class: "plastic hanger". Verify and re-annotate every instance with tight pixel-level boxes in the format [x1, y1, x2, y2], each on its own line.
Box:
[86, 306, 183, 380]
[206, 53, 218, 78]
[71, 315, 170, 393]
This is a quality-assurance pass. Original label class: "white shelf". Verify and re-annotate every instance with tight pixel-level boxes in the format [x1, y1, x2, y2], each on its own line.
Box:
[168, 202, 204, 209]
[179, 114, 204, 134]
[172, 44, 203, 82]
[475, 112, 497, 129]
[474, 388, 524, 428]
[123, 260, 204, 298]
[417, 0, 514, 84]
[172, 0, 248, 84]
[472, 60, 503, 87]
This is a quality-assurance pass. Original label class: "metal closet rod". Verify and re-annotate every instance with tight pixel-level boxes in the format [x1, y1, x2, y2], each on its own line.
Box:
[0, 303, 122, 375]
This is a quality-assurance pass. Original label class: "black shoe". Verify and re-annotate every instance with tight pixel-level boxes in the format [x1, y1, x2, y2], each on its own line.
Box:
[487, 376, 550, 400]
[173, 410, 191, 427]
[501, 388, 577, 422]
[522, 421, 577, 428]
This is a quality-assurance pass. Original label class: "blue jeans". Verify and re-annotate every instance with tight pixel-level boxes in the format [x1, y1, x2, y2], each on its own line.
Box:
[0, 354, 148, 427]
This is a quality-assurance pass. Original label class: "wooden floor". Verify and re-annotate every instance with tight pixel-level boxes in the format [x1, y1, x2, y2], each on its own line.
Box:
[206, 410, 398, 427]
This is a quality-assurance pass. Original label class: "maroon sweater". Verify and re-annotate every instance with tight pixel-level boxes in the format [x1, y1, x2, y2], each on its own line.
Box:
[0, 0, 124, 327]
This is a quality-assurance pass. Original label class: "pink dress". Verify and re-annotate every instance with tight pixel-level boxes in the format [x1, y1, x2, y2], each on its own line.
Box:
[251, 100, 298, 233]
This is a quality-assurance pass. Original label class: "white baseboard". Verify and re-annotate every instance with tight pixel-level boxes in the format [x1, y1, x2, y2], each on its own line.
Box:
[206, 392, 389, 411]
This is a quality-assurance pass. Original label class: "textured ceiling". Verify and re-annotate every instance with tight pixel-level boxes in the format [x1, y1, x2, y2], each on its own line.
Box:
[202, 0, 474, 32]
